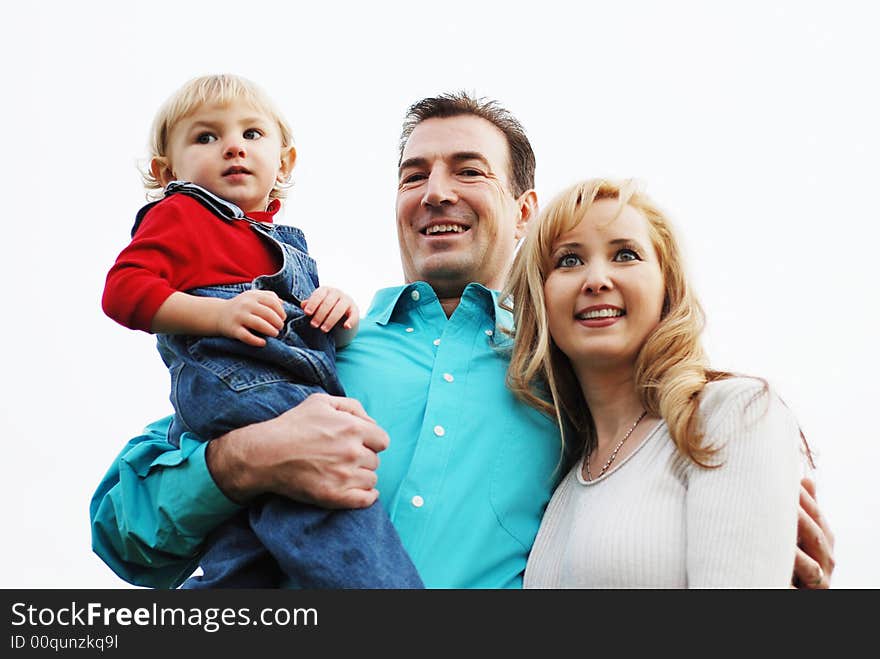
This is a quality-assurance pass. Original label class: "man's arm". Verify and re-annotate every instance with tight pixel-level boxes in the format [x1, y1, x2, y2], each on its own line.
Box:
[90, 395, 388, 588]
[89, 417, 241, 588]
[205, 394, 386, 508]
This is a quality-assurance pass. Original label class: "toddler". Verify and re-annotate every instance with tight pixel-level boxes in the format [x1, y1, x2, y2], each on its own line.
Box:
[103, 74, 422, 589]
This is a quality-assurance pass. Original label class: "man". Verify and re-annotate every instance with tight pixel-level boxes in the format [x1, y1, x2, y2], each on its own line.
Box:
[91, 93, 834, 588]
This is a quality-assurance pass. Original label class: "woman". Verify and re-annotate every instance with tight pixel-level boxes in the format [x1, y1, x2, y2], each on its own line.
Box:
[505, 179, 811, 588]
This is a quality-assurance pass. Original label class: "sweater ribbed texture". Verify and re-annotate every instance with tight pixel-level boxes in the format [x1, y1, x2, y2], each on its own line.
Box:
[523, 378, 807, 588]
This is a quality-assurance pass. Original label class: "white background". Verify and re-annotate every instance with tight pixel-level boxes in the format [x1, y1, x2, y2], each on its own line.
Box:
[2, 0, 877, 588]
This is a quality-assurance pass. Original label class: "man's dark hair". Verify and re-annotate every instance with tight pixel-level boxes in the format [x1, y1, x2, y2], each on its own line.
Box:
[398, 91, 536, 198]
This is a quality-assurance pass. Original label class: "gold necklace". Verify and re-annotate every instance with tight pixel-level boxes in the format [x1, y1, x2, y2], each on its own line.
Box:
[585, 410, 647, 481]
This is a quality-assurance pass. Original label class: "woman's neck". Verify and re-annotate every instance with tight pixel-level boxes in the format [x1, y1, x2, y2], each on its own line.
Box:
[573, 362, 644, 449]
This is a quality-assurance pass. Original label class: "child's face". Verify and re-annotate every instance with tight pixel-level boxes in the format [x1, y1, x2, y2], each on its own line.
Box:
[156, 99, 294, 212]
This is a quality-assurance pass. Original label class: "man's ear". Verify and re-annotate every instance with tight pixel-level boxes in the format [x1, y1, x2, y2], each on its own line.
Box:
[514, 189, 538, 240]
[150, 157, 175, 188]
[278, 146, 297, 183]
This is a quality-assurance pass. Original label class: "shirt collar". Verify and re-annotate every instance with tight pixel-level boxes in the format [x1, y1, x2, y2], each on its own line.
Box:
[367, 282, 513, 344]
[248, 198, 282, 223]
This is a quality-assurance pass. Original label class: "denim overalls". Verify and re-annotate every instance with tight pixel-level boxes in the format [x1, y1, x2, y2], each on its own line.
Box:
[143, 182, 423, 589]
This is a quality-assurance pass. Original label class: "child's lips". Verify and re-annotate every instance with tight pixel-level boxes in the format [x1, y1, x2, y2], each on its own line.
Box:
[222, 166, 252, 176]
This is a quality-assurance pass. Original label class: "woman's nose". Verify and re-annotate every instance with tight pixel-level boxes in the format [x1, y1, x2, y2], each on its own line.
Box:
[581, 263, 613, 294]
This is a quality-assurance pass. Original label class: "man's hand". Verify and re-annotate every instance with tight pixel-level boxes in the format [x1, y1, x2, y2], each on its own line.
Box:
[205, 394, 388, 509]
[301, 286, 359, 333]
[216, 290, 286, 347]
[792, 477, 836, 588]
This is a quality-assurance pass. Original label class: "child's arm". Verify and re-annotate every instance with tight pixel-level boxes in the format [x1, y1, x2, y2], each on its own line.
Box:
[151, 289, 286, 347]
[300, 286, 360, 348]
[104, 196, 212, 333]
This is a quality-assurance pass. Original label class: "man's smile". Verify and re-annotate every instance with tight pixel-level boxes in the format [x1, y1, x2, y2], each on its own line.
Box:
[421, 221, 471, 236]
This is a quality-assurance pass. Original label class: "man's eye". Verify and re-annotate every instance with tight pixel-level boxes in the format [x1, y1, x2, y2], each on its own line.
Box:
[401, 173, 426, 184]
[196, 133, 216, 144]
[556, 253, 582, 268]
[460, 169, 482, 177]
[614, 248, 640, 262]
[243, 128, 263, 140]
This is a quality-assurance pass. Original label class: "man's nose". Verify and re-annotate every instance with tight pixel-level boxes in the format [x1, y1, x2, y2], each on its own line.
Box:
[581, 263, 613, 294]
[422, 170, 458, 207]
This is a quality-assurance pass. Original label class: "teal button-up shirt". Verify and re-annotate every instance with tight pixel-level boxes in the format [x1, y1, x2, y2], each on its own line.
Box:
[90, 283, 562, 588]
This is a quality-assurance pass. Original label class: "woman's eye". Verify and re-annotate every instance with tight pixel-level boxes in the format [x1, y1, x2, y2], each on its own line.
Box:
[614, 249, 640, 262]
[196, 133, 216, 144]
[557, 254, 582, 268]
[460, 169, 482, 177]
[243, 129, 262, 140]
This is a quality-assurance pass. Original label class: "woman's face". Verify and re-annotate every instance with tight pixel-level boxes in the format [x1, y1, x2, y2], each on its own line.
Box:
[543, 199, 665, 371]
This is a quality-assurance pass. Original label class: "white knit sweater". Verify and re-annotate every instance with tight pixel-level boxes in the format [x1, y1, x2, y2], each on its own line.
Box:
[523, 378, 808, 588]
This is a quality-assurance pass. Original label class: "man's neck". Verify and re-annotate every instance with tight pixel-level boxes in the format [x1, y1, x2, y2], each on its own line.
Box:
[417, 280, 471, 318]
[417, 278, 498, 317]
[437, 296, 462, 318]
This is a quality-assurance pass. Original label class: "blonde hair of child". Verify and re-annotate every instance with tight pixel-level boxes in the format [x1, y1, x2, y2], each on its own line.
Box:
[142, 74, 295, 201]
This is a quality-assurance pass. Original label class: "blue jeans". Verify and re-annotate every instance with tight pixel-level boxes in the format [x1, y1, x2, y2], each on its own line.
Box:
[153, 188, 422, 588]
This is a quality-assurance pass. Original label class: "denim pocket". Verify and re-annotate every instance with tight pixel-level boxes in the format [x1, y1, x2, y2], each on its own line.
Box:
[184, 335, 307, 392]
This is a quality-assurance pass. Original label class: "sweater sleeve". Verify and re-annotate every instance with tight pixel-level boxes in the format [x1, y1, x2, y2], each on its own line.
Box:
[102, 201, 200, 332]
[685, 379, 805, 588]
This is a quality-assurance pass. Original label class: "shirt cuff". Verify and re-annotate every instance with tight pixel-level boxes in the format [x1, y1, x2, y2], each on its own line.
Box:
[176, 436, 243, 523]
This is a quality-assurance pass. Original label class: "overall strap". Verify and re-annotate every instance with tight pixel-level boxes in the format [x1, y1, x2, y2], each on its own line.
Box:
[130, 181, 275, 237]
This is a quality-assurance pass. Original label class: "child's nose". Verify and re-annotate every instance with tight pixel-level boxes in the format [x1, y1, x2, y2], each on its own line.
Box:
[224, 140, 246, 158]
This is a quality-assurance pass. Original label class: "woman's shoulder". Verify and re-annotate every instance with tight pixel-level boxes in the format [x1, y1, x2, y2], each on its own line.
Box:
[696, 376, 810, 473]
[698, 376, 801, 446]
[696, 376, 812, 478]
[699, 375, 771, 415]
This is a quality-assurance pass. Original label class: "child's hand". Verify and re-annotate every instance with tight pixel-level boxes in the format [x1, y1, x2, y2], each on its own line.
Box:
[217, 290, 286, 347]
[301, 286, 360, 333]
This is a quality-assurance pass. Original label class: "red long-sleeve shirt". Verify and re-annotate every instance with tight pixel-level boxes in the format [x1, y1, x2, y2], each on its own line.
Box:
[102, 194, 282, 332]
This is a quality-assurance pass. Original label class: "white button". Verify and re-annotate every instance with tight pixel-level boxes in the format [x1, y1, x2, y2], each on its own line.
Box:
[433, 338, 441, 346]
[443, 373, 454, 383]
[411, 290, 420, 301]
[433, 425, 445, 437]
[485, 329, 494, 336]
[405, 327, 414, 333]
[411, 495, 424, 508]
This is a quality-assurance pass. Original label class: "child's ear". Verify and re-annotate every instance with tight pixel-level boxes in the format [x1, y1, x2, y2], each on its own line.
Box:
[278, 146, 297, 183]
[150, 157, 175, 188]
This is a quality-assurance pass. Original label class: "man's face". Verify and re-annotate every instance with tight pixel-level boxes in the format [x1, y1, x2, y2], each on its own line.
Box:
[396, 115, 533, 297]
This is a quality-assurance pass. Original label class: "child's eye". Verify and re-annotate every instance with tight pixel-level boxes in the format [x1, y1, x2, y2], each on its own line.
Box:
[614, 248, 641, 262]
[556, 253, 582, 268]
[243, 129, 263, 140]
[196, 132, 217, 144]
